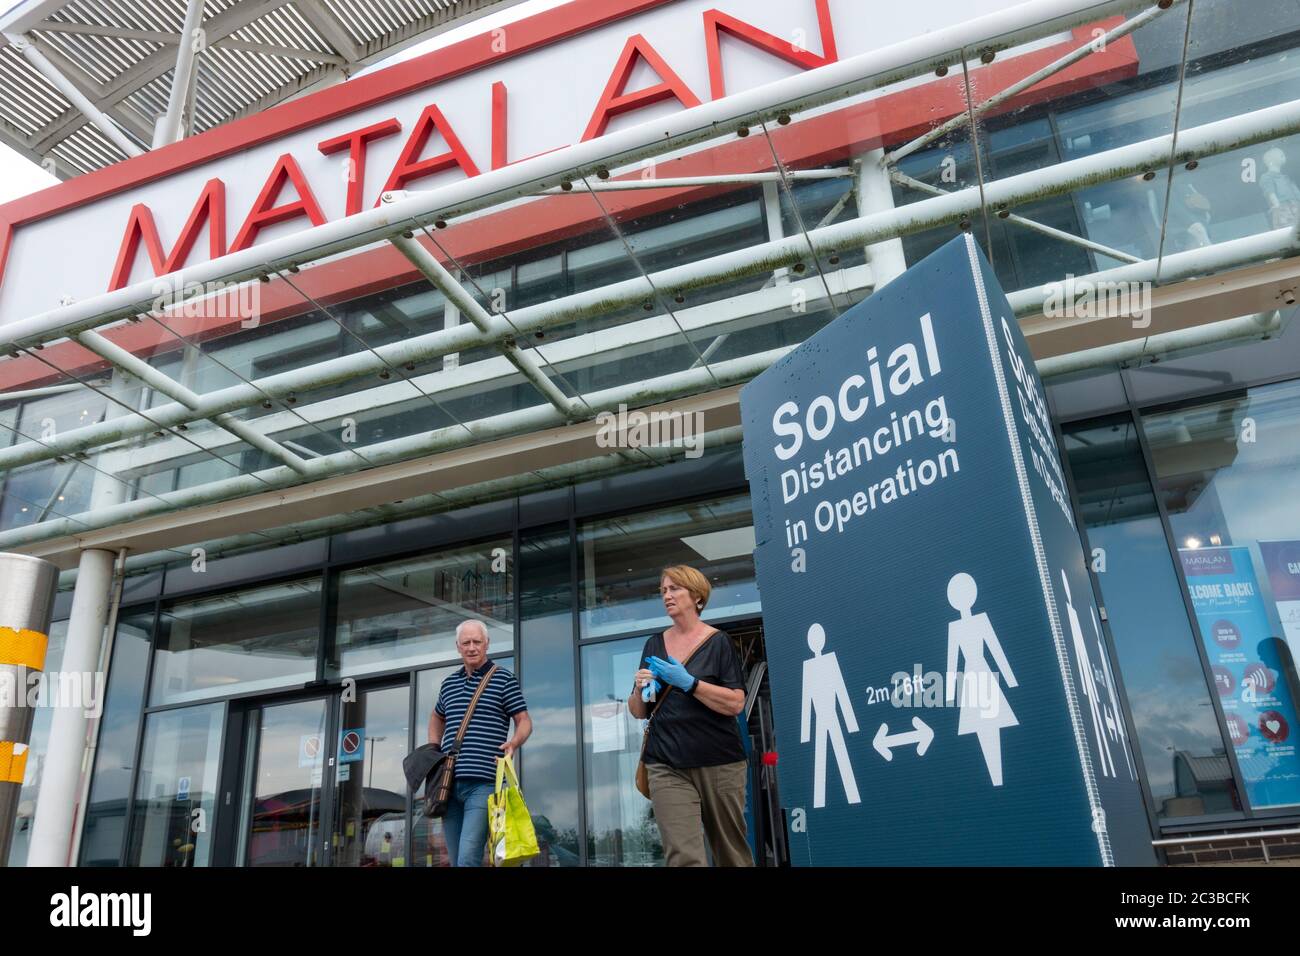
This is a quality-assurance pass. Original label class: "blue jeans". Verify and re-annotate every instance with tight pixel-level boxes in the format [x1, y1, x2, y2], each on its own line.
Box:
[441, 779, 494, 867]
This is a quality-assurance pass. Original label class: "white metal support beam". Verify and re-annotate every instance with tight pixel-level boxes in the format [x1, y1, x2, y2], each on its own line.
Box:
[855, 149, 908, 286]
[23, 32, 156, 145]
[884, 0, 1179, 167]
[153, 0, 206, 148]
[291, 0, 362, 64]
[4, 30, 143, 157]
[30, 0, 295, 150]
[75, 329, 313, 475]
[540, 170, 854, 193]
[33, 21, 177, 44]
[890, 170, 1141, 264]
[33, 20, 346, 63]
[388, 230, 579, 417]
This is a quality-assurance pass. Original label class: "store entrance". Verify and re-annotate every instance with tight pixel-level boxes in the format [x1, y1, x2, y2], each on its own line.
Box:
[213, 677, 412, 867]
[727, 617, 788, 867]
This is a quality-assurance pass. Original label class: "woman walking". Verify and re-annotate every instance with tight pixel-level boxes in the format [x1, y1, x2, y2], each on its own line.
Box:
[627, 565, 753, 867]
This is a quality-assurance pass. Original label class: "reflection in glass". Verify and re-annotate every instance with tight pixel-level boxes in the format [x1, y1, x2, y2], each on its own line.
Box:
[1145, 380, 1300, 810]
[79, 613, 152, 867]
[581, 637, 659, 866]
[518, 523, 581, 866]
[243, 698, 327, 867]
[1063, 417, 1239, 819]
[329, 684, 409, 867]
[580, 493, 758, 639]
[127, 703, 223, 867]
[333, 540, 514, 677]
[151, 578, 321, 705]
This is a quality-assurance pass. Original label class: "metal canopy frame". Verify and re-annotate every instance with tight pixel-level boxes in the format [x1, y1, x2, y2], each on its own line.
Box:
[3, 0, 1298, 563]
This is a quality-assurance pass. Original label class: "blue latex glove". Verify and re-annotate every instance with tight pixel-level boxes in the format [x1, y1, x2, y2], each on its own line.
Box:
[641, 678, 664, 703]
[648, 655, 696, 693]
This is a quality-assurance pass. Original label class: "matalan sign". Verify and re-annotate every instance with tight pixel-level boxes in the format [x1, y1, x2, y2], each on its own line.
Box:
[0, 0, 1137, 324]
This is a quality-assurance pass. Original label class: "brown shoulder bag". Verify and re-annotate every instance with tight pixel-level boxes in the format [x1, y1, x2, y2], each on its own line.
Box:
[427, 663, 499, 817]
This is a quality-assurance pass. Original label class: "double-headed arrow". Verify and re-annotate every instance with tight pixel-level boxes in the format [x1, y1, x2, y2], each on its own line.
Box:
[873, 717, 934, 761]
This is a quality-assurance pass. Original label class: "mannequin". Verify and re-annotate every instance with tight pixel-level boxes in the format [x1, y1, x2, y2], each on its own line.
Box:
[1260, 147, 1300, 228]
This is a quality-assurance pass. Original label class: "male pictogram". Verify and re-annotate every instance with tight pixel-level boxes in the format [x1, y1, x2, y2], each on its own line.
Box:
[800, 623, 861, 808]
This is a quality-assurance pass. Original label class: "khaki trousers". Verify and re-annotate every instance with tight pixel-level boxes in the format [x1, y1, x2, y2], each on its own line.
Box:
[646, 760, 754, 867]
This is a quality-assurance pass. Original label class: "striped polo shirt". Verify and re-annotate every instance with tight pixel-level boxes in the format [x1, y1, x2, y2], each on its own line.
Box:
[435, 662, 528, 781]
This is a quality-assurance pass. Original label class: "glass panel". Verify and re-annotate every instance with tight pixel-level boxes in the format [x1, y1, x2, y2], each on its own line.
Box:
[6, 620, 67, 867]
[328, 684, 410, 867]
[332, 538, 513, 678]
[1145, 380, 1300, 811]
[151, 577, 322, 705]
[579, 492, 758, 639]
[1157, 1, 1300, 284]
[126, 702, 224, 867]
[243, 697, 327, 867]
[518, 523, 580, 866]
[581, 636, 659, 867]
[1051, 5, 1189, 274]
[411, 656, 514, 867]
[78, 612, 153, 866]
[1063, 417, 1240, 820]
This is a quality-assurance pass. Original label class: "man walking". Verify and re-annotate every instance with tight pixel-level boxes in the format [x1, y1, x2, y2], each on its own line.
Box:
[428, 620, 531, 867]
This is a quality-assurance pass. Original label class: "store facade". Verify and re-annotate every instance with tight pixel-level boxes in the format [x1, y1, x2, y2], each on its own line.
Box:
[4, 0, 1300, 865]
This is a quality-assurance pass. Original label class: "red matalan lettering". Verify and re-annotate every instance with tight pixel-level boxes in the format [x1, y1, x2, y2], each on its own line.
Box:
[108, 178, 226, 291]
[378, 102, 481, 197]
[581, 34, 701, 142]
[230, 154, 327, 253]
[491, 81, 566, 171]
[318, 118, 403, 216]
[703, 1, 838, 99]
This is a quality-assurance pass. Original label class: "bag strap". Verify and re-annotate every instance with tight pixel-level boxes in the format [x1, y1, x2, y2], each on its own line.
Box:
[494, 754, 521, 793]
[639, 630, 718, 758]
[645, 630, 715, 719]
[452, 663, 499, 752]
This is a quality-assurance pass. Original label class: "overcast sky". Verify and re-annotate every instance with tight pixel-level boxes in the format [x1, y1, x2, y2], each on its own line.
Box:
[0, 0, 567, 204]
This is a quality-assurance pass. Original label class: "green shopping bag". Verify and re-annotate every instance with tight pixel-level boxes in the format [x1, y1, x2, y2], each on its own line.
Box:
[488, 755, 540, 867]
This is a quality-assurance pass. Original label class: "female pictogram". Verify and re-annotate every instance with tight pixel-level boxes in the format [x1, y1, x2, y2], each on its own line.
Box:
[945, 572, 1019, 787]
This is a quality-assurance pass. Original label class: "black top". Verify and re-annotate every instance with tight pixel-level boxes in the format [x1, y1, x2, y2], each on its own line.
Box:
[641, 629, 746, 769]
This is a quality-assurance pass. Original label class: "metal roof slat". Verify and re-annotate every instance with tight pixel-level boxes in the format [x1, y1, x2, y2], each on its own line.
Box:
[0, 52, 70, 124]
[326, 0, 377, 45]
[2, 0, 516, 174]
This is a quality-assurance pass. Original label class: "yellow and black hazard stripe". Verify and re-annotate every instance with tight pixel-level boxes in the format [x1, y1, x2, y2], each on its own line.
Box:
[0, 625, 48, 671]
[0, 741, 28, 784]
[0, 625, 48, 785]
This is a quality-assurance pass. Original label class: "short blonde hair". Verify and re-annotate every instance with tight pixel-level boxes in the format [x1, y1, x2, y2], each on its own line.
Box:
[660, 565, 711, 611]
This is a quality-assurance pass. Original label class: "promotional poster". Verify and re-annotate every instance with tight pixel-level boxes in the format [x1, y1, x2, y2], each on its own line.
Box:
[1181, 545, 1300, 809]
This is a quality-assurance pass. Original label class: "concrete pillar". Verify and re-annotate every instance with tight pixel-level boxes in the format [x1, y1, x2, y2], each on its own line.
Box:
[855, 148, 909, 288]
[27, 548, 116, 866]
[0, 553, 60, 865]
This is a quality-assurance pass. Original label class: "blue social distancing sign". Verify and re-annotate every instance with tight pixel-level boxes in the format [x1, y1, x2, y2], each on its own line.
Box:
[741, 235, 1153, 866]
